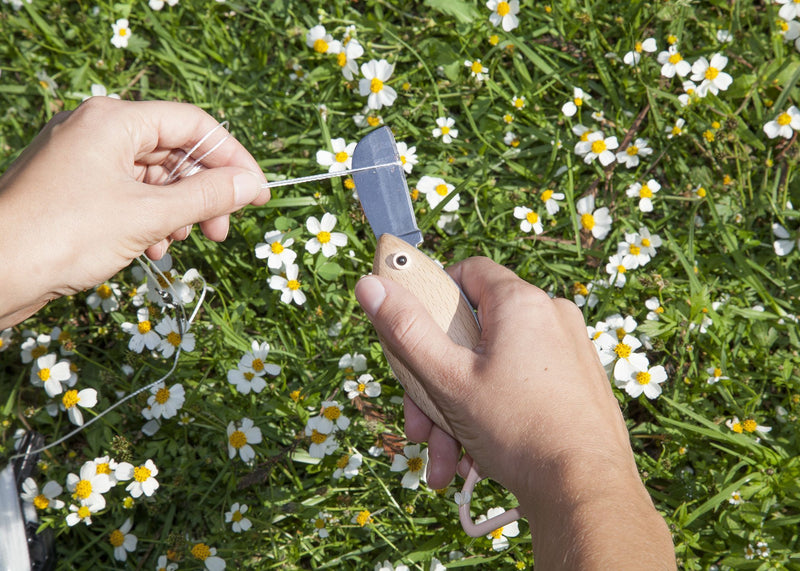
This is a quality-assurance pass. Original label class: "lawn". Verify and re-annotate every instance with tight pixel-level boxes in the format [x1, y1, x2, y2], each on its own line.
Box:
[1, 0, 800, 569]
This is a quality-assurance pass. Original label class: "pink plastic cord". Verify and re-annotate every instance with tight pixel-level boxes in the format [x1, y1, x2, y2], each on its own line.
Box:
[458, 458, 523, 538]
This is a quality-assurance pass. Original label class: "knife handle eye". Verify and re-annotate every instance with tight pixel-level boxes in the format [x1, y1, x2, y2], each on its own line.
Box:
[391, 252, 410, 270]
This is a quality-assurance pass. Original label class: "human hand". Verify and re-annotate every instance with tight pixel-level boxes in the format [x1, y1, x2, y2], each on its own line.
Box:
[354, 257, 641, 507]
[0, 98, 269, 327]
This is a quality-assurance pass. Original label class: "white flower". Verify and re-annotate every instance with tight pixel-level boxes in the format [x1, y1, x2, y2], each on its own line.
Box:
[540, 188, 565, 215]
[306, 24, 341, 54]
[311, 512, 332, 538]
[227, 418, 262, 462]
[316, 137, 357, 173]
[116, 459, 160, 497]
[239, 340, 282, 377]
[772, 223, 798, 256]
[574, 131, 618, 166]
[503, 131, 520, 147]
[615, 362, 667, 399]
[417, 175, 460, 212]
[706, 366, 729, 385]
[678, 80, 698, 107]
[122, 308, 162, 353]
[268, 263, 307, 306]
[21, 478, 65, 510]
[605, 254, 635, 288]
[623, 38, 657, 66]
[690, 53, 733, 97]
[333, 451, 363, 480]
[154, 316, 195, 358]
[66, 503, 99, 526]
[86, 282, 121, 312]
[339, 352, 367, 376]
[626, 179, 661, 213]
[255, 230, 298, 269]
[396, 141, 418, 174]
[336, 38, 364, 80]
[0, 328, 12, 352]
[110, 518, 138, 561]
[511, 95, 526, 109]
[615, 138, 652, 168]
[666, 117, 686, 138]
[149, 0, 179, 9]
[432, 116, 458, 144]
[317, 400, 351, 433]
[726, 416, 771, 435]
[31, 353, 72, 397]
[391, 444, 428, 490]
[637, 227, 663, 258]
[486, 0, 520, 32]
[225, 503, 252, 533]
[305, 212, 348, 257]
[576, 195, 612, 239]
[728, 490, 743, 505]
[343, 373, 381, 399]
[464, 59, 489, 81]
[61, 388, 97, 426]
[305, 416, 339, 458]
[92, 456, 119, 485]
[513, 206, 543, 234]
[156, 555, 178, 571]
[475, 507, 519, 550]
[657, 45, 691, 78]
[561, 87, 590, 117]
[777, 0, 800, 21]
[191, 543, 226, 571]
[572, 282, 599, 309]
[645, 297, 663, 321]
[359, 59, 397, 110]
[111, 18, 132, 49]
[617, 232, 651, 269]
[66, 461, 113, 510]
[20, 332, 51, 364]
[764, 107, 800, 139]
[227, 363, 267, 394]
[375, 561, 409, 571]
[146, 382, 185, 419]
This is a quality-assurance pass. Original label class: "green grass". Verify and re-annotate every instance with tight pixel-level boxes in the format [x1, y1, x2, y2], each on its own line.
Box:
[1, 0, 800, 569]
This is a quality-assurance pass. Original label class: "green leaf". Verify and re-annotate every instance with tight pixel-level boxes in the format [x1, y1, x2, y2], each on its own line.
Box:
[423, 0, 481, 24]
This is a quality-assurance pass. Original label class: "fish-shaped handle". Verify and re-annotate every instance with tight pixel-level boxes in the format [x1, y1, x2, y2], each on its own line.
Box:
[372, 234, 523, 538]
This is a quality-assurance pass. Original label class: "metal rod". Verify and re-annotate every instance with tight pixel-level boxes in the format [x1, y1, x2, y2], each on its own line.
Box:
[260, 161, 402, 189]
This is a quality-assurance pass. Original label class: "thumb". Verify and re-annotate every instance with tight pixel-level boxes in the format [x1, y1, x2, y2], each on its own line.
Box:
[355, 275, 475, 408]
[152, 167, 269, 235]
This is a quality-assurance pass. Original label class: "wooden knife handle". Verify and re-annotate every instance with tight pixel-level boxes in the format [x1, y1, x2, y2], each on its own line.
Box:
[372, 234, 481, 438]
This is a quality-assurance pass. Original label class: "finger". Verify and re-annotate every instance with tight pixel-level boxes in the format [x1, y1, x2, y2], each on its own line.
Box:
[445, 256, 529, 310]
[404, 394, 434, 443]
[169, 225, 192, 242]
[426, 425, 461, 489]
[354, 275, 475, 406]
[145, 239, 171, 260]
[456, 453, 475, 480]
[198, 215, 230, 242]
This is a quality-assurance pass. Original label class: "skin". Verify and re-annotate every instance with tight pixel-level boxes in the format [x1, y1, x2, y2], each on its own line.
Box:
[0, 98, 269, 328]
[355, 259, 676, 569]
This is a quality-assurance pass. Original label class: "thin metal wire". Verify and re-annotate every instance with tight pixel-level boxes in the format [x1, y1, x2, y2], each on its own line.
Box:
[262, 161, 402, 189]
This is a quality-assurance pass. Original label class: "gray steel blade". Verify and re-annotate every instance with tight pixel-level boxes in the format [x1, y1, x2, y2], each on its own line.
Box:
[352, 126, 422, 247]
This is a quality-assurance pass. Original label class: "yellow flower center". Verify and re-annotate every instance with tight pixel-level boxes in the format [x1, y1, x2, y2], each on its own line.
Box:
[133, 466, 151, 482]
[62, 390, 79, 409]
[407, 457, 424, 472]
[514, 98, 525, 109]
[671, 125, 682, 136]
[503, 113, 514, 123]
[33, 494, 50, 510]
[77, 505, 91, 519]
[335, 151, 349, 163]
[713, 367, 722, 377]
[490, 527, 505, 539]
[109, 529, 125, 547]
[640, 184, 653, 198]
[667, 34, 678, 44]
[138, 321, 152, 335]
[705, 66, 719, 80]
[626, 145, 639, 156]
[731, 422, 743, 433]
[778, 112, 792, 126]
[497, 1, 510, 16]
[167, 331, 181, 348]
[155, 387, 171, 404]
[337, 52, 347, 67]
[641, 238, 651, 247]
[580, 213, 595, 231]
[96, 462, 111, 475]
[232, 510, 243, 522]
[315, 518, 326, 529]
[367, 115, 382, 127]
[616, 328, 626, 340]
[357, 382, 366, 393]
[489, 34, 499, 45]
[591, 140, 607, 154]
[317, 231, 331, 244]
[310, 429, 328, 445]
[628, 244, 641, 255]
[541, 189, 554, 202]
[251, 358, 264, 372]
[74, 479, 92, 500]
[440, 125, 451, 135]
[370, 77, 384, 93]
[119, 29, 128, 37]
[656, 306, 664, 314]
[229, 430, 247, 449]
[313, 38, 328, 53]
[31, 346, 47, 359]
[696, 187, 706, 197]
[668, 52, 682, 65]
[337, 455, 350, 469]
[636, 372, 651, 385]
[470, 61, 483, 74]
[271, 241, 284, 254]
[356, 510, 371, 526]
[614, 343, 632, 359]
[97, 284, 113, 299]
[287, 279, 301, 291]
[574, 97, 583, 107]
[38, 368, 51, 382]
[192, 543, 211, 561]
[435, 183, 449, 196]
[525, 211, 539, 225]
[742, 419, 757, 433]
[323, 406, 341, 420]
[779, 20, 790, 32]
[617, 265, 627, 274]
[635, 41, 643, 53]
[580, 131, 590, 142]
[344, 177, 356, 189]
[573, 282, 589, 296]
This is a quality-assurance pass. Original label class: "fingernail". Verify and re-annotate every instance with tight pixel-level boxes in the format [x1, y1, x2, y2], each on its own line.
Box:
[355, 276, 386, 317]
[233, 172, 261, 206]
